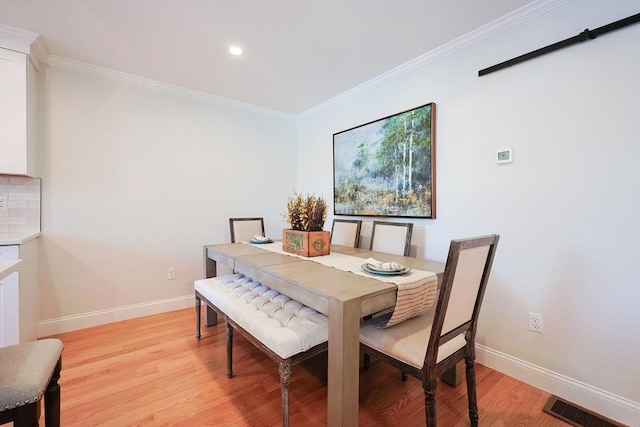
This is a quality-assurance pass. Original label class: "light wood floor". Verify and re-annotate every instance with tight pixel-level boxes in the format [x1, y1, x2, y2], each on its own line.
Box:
[35, 308, 567, 426]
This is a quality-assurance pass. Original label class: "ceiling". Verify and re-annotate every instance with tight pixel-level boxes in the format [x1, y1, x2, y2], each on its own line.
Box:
[0, 0, 532, 114]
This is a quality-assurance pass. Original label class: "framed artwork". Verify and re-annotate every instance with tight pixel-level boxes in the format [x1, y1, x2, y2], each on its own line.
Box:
[333, 102, 436, 218]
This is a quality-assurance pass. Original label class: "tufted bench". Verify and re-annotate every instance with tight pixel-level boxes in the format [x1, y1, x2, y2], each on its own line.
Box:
[194, 274, 328, 427]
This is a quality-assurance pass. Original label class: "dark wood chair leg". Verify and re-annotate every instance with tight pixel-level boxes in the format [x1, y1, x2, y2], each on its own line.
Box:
[44, 359, 62, 427]
[195, 296, 202, 340]
[424, 374, 437, 427]
[279, 360, 292, 427]
[225, 319, 234, 378]
[465, 357, 479, 427]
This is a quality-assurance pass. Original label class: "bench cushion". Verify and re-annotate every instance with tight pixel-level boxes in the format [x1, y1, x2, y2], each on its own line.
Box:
[0, 339, 64, 411]
[195, 274, 328, 359]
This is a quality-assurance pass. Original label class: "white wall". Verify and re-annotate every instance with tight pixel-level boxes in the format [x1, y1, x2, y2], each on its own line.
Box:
[39, 65, 297, 332]
[297, 0, 640, 425]
[31, 0, 639, 424]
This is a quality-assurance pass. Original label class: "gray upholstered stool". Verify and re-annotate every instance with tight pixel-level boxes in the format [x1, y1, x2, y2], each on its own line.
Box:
[0, 339, 64, 427]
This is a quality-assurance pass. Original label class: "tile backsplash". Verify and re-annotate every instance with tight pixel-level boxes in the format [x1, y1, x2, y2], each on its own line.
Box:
[0, 176, 41, 233]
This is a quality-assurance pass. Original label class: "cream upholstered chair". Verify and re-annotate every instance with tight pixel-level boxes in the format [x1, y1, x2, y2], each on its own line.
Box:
[369, 221, 413, 256]
[330, 219, 362, 247]
[360, 234, 499, 426]
[229, 217, 265, 243]
[0, 339, 64, 427]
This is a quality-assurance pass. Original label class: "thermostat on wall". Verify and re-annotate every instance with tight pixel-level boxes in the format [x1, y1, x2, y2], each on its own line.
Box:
[497, 148, 513, 164]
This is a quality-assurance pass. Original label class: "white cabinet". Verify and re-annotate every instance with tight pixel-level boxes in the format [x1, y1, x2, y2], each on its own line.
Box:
[0, 239, 39, 346]
[0, 271, 20, 347]
[0, 47, 38, 176]
[0, 245, 20, 347]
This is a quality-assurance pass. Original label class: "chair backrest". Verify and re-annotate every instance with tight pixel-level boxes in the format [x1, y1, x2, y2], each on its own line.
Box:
[425, 234, 499, 368]
[369, 221, 413, 256]
[330, 219, 362, 247]
[229, 217, 265, 243]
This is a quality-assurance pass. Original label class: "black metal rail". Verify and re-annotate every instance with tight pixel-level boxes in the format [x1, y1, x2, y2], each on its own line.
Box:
[478, 13, 640, 77]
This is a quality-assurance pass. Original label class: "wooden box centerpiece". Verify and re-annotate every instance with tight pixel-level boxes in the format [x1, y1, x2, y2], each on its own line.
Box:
[282, 191, 330, 257]
[282, 229, 330, 257]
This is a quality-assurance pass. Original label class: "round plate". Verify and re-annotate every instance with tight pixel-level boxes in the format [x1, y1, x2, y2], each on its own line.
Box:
[361, 263, 411, 276]
[366, 263, 405, 272]
[250, 238, 273, 244]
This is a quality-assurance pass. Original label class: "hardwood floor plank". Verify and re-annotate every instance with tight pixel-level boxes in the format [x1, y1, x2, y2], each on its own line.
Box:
[34, 308, 567, 426]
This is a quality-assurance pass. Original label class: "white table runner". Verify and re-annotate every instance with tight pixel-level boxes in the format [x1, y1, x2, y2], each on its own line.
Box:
[244, 242, 437, 327]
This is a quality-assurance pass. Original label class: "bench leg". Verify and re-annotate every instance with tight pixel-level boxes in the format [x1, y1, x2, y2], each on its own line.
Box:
[225, 320, 234, 378]
[195, 296, 201, 340]
[44, 359, 62, 427]
[279, 360, 292, 427]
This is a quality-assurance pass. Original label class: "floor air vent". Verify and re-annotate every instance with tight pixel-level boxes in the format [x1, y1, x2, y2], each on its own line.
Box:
[543, 395, 626, 427]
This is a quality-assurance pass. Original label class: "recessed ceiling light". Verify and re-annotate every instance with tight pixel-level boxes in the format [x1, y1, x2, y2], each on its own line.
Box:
[229, 46, 243, 56]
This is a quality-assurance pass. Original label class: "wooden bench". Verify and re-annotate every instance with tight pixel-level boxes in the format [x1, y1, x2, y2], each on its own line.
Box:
[194, 273, 328, 427]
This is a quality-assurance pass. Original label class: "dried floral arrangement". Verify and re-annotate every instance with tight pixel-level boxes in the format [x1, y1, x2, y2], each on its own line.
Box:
[283, 191, 328, 232]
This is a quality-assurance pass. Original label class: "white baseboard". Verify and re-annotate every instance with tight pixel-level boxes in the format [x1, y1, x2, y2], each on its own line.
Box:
[476, 344, 640, 427]
[38, 295, 193, 337]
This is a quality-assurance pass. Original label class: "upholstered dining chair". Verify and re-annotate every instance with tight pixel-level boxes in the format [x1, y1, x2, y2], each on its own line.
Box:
[369, 220, 413, 256]
[0, 339, 64, 427]
[330, 219, 362, 248]
[229, 217, 265, 243]
[360, 234, 500, 426]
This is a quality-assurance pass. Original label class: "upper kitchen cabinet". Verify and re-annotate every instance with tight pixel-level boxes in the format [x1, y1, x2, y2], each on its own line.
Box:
[0, 25, 47, 177]
[0, 48, 34, 176]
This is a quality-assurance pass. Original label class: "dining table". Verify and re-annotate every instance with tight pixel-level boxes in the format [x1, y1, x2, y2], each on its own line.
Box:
[202, 242, 448, 426]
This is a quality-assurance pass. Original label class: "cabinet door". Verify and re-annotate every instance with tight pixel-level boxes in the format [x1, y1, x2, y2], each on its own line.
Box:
[0, 245, 20, 347]
[0, 48, 28, 175]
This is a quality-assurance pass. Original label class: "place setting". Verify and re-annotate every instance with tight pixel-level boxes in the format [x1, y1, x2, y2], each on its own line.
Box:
[361, 260, 411, 276]
[249, 234, 274, 244]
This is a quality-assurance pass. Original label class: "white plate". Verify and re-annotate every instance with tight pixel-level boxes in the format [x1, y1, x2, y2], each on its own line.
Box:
[366, 263, 405, 272]
[361, 263, 411, 276]
[250, 238, 273, 244]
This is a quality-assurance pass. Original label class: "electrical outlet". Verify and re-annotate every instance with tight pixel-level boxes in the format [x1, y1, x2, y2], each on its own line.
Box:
[167, 267, 176, 280]
[528, 312, 543, 333]
[0, 195, 7, 209]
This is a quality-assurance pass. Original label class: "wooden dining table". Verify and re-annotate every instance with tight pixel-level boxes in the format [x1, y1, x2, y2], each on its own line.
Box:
[203, 242, 446, 426]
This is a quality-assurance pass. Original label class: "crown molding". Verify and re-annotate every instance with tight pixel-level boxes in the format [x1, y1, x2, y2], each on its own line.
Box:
[2, 0, 569, 117]
[0, 24, 49, 70]
[299, 0, 571, 117]
[47, 55, 294, 119]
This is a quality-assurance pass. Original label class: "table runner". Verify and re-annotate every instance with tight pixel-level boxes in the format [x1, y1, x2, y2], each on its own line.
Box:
[244, 241, 437, 327]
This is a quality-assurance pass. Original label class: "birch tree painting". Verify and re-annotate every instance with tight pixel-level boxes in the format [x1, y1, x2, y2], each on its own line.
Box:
[333, 103, 435, 218]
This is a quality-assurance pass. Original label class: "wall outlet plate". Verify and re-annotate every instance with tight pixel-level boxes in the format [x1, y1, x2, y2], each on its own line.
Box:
[528, 312, 543, 333]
